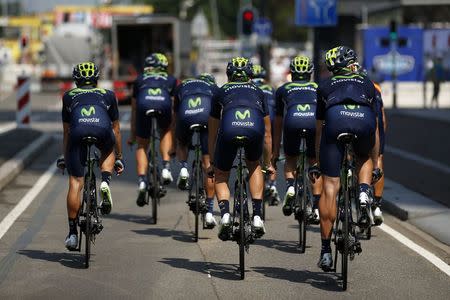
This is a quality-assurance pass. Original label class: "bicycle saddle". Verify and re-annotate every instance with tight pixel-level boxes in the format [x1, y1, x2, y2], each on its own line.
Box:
[232, 136, 249, 147]
[337, 133, 357, 144]
[189, 124, 206, 131]
[82, 136, 98, 145]
[145, 109, 160, 117]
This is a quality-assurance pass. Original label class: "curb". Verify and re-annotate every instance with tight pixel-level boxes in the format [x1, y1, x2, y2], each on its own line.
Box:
[0, 133, 53, 191]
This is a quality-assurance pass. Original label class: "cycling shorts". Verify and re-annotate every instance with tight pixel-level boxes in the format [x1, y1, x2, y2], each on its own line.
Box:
[283, 103, 316, 158]
[136, 99, 172, 139]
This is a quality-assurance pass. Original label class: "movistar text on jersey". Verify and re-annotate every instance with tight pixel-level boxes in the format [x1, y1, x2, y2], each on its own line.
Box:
[78, 117, 100, 123]
[145, 95, 166, 101]
[185, 108, 204, 115]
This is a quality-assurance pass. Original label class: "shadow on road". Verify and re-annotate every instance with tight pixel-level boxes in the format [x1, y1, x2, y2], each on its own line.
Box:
[132, 228, 195, 243]
[159, 257, 241, 281]
[104, 212, 151, 225]
[251, 266, 342, 292]
[288, 224, 321, 233]
[17, 249, 86, 269]
[254, 239, 311, 254]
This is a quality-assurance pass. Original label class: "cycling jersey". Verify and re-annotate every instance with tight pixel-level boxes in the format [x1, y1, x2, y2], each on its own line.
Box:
[211, 82, 269, 171]
[253, 80, 276, 122]
[133, 71, 178, 138]
[174, 78, 219, 154]
[317, 74, 377, 177]
[276, 81, 318, 158]
[62, 86, 119, 177]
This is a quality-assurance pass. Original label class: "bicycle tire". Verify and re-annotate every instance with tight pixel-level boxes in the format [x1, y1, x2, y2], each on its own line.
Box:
[239, 155, 245, 280]
[150, 117, 158, 225]
[342, 161, 350, 291]
[84, 175, 91, 268]
[194, 157, 200, 242]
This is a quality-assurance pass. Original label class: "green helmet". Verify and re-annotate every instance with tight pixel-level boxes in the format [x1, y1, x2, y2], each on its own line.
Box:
[197, 72, 216, 84]
[325, 46, 357, 73]
[72, 62, 99, 86]
[145, 52, 169, 71]
[252, 64, 266, 79]
[290, 55, 314, 75]
[226, 57, 253, 82]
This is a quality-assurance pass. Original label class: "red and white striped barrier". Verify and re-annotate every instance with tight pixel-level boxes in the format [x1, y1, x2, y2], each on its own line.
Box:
[16, 76, 31, 127]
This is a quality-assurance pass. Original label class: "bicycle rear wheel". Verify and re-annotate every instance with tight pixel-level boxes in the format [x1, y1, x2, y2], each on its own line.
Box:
[342, 187, 349, 290]
[239, 169, 245, 279]
[150, 118, 159, 224]
[297, 154, 307, 253]
[193, 159, 200, 242]
[84, 176, 91, 268]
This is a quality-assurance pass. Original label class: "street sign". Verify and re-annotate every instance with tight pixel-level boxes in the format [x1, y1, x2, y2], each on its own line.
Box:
[295, 0, 337, 27]
[254, 17, 272, 44]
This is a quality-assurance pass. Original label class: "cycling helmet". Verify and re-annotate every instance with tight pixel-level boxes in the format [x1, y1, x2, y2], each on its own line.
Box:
[252, 64, 266, 79]
[197, 72, 216, 85]
[144, 52, 169, 71]
[72, 62, 99, 86]
[325, 46, 358, 73]
[226, 57, 253, 82]
[290, 55, 314, 75]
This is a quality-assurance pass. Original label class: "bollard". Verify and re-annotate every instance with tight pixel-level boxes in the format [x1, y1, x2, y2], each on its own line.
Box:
[16, 76, 31, 127]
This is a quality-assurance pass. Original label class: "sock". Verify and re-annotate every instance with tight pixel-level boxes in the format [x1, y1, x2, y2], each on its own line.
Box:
[374, 196, 382, 206]
[101, 171, 112, 185]
[68, 218, 78, 235]
[180, 161, 188, 169]
[269, 180, 276, 187]
[218, 200, 229, 217]
[286, 178, 295, 188]
[207, 198, 214, 213]
[359, 183, 371, 194]
[138, 175, 147, 185]
[163, 160, 170, 170]
[252, 199, 262, 217]
[321, 239, 331, 255]
[313, 194, 321, 209]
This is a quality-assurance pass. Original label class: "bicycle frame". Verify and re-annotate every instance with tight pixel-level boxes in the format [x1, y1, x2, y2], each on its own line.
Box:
[146, 111, 161, 224]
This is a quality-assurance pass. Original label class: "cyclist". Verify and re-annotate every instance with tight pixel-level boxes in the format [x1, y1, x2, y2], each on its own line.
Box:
[372, 81, 386, 225]
[273, 56, 322, 223]
[251, 64, 280, 206]
[174, 73, 219, 227]
[58, 62, 124, 250]
[129, 53, 178, 207]
[315, 46, 380, 271]
[208, 57, 275, 240]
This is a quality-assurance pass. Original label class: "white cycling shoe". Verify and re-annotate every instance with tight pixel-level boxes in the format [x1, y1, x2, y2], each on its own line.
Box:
[100, 181, 113, 215]
[205, 212, 217, 228]
[252, 215, 266, 236]
[318, 252, 333, 272]
[65, 233, 78, 251]
[161, 168, 173, 185]
[177, 167, 189, 190]
[218, 213, 231, 241]
[373, 206, 384, 225]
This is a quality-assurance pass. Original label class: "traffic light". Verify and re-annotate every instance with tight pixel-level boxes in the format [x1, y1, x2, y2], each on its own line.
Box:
[241, 8, 255, 35]
[20, 35, 28, 49]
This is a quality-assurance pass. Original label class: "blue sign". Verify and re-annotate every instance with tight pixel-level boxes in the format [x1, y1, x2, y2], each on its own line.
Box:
[254, 18, 273, 37]
[363, 27, 424, 81]
[295, 0, 337, 27]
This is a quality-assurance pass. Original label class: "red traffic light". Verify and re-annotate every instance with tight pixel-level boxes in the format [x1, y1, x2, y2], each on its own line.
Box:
[243, 10, 254, 21]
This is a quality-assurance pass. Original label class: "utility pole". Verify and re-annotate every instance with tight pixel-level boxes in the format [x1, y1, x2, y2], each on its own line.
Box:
[390, 20, 398, 109]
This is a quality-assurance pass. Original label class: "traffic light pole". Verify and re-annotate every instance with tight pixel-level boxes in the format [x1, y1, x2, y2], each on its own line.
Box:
[390, 20, 398, 109]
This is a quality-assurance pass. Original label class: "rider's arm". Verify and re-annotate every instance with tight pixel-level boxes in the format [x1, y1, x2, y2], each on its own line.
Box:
[263, 115, 273, 167]
[112, 120, 123, 159]
[382, 106, 387, 132]
[130, 96, 137, 141]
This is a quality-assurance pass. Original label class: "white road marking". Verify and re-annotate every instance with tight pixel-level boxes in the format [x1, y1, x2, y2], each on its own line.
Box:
[385, 145, 450, 174]
[0, 160, 57, 241]
[0, 122, 16, 135]
[380, 223, 450, 276]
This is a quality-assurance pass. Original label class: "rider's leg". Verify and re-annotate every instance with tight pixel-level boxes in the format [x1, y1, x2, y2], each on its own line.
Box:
[160, 127, 173, 183]
[135, 137, 149, 206]
[282, 154, 297, 215]
[176, 139, 189, 190]
[99, 147, 115, 214]
[214, 168, 231, 217]
[374, 154, 384, 201]
[202, 154, 215, 213]
[247, 160, 264, 217]
[319, 176, 339, 252]
[308, 157, 322, 221]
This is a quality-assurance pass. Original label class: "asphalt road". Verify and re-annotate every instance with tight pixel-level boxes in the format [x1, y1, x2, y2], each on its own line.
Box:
[0, 95, 448, 298]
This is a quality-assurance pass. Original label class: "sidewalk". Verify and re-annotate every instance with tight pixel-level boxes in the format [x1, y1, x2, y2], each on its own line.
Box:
[0, 127, 52, 191]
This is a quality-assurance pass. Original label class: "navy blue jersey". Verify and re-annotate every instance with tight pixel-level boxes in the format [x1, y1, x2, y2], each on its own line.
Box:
[210, 82, 269, 119]
[133, 71, 178, 102]
[253, 80, 276, 121]
[316, 73, 376, 120]
[173, 78, 219, 113]
[62, 87, 119, 130]
[275, 81, 318, 116]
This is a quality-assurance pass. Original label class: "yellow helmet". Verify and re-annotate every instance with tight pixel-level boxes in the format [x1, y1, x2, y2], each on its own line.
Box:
[290, 55, 314, 74]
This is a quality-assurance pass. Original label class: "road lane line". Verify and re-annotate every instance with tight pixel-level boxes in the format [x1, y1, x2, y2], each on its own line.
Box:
[385, 145, 450, 174]
[380, 223, 450, 276]
[0, 160, 57, 241]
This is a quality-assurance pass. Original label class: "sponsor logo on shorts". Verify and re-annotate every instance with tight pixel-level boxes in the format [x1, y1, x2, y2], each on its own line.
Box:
[79, 117, 100, 123]
[185, 108, 205, 115]
[293, 104, 314, 117]
[145, 88, 166, 101]
[232, 109, 254, 127]
[340, 104, 364, 118]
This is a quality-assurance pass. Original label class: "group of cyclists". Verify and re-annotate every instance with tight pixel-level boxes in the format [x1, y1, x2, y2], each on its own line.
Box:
[58, 45, 386, 272]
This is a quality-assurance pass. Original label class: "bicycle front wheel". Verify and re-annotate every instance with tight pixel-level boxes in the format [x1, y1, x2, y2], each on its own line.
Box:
[193, 160, 200, 242]
[150, 119, 159, 224]
[84, 178, 91, 268]
[239, 184, 245, 279]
